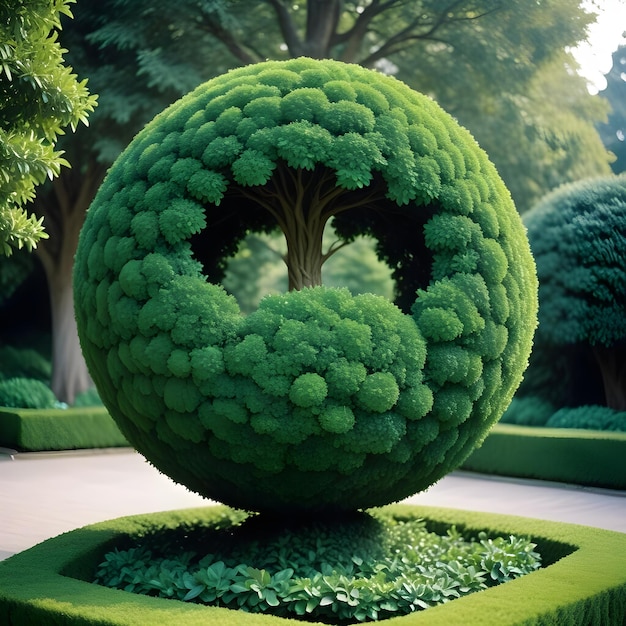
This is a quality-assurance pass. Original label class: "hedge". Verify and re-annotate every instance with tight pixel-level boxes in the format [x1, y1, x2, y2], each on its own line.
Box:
[461, 423, 626, 489]
[0, 505, 625, 625]
[0, 406, 128, 452]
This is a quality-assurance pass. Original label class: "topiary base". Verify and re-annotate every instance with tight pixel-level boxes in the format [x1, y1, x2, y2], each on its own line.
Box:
[462, 423, 626, 489]
[0, 406, 129, 452]
[1, 504, 625, 625]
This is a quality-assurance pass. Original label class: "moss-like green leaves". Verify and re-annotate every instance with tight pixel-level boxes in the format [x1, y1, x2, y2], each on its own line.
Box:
[74, 58, 538, 513]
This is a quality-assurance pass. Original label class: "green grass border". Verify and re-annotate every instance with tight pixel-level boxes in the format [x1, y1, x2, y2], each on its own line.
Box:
[462, 423, 626, 489]
[0, 406, 128, 451]
[1, 504, 625, 625]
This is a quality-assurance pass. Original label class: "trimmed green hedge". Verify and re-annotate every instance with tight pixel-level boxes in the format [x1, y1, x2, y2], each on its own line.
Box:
[1, 505, 625, 625]
[0, 406, 128, 452]
[462, 423, 626, 489]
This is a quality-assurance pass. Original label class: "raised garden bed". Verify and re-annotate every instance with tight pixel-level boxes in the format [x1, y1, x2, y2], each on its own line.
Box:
[0, 406, 128, 452]
[0, 504, 625, 625]
[461, 423, 626, 490]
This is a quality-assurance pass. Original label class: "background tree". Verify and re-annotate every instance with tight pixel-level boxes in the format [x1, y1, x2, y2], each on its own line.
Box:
[515, 175, 626, 415]
[443, 52, 613, 213]
[6, 1, 220, 403]
[0, 0, 96, 256]
[0, 0, 613, 403]
[598, 45, 626, 175]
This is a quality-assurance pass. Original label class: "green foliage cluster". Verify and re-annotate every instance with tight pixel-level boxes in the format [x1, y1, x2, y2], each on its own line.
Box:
[74, 58, 537, 513]
[499, 396, 557, 428]
[72, 386, 103, 407]
[0, 376, 58, 409]
[598, 45, 626, 176]
[545, 406, 626, 433]
[0, 0, 96, 255]
[94, 513, 540, 623]
[499, 395, 626, 433]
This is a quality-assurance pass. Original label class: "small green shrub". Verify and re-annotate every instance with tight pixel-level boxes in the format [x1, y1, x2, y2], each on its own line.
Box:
[94, 513, 541, 624]
[546, 405, 626, 432]
[499, 396, 556, 427]
[0, 376, 58, 408]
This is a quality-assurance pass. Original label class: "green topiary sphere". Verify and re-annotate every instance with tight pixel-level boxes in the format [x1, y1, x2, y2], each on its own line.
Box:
[74, 58, 537, 513]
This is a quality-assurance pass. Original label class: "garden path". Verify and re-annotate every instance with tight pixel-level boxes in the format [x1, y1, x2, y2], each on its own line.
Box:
[1, 447, 625, 561]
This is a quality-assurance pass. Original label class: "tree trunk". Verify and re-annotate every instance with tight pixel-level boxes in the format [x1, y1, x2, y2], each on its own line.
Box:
[285, 226, 324, 290]
[35, 158, 106, 404]
[303, 0, 342, 58]
[592, 344, 626, 411]
[47, 267, 92, 404]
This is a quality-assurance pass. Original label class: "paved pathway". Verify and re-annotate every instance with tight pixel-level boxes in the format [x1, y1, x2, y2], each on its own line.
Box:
[1, 448, 625, 561]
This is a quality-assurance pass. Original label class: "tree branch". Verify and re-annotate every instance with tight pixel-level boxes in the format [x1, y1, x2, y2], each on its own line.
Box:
[359, 0, 501, 67]
[196, 14, 259, 65]
[263, 0, 305, 57]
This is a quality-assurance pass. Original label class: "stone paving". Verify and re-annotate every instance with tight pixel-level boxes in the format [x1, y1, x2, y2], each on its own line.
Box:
[1, 448, 625, 561]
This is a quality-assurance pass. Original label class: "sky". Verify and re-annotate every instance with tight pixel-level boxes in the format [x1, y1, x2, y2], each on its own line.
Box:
[571, 0, 626, 93]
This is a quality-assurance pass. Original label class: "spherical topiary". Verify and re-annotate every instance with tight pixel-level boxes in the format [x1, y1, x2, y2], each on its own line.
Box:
[74, 58, 537, 513]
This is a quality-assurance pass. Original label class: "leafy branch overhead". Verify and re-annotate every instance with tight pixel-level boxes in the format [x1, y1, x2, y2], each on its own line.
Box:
[0, 0, 97, 255]
[198, 0, 510, 68]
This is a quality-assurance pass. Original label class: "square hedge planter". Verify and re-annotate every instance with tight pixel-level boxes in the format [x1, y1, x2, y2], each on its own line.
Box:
[461, 423, 626, 490]
[0, 504, 625, 625]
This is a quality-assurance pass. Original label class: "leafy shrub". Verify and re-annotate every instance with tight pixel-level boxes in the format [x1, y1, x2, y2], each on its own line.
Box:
[0, 377, 58, 408]
[500, 396, 556, 427]
[94, 512, 541, 623]
[546, 405, 626, 432]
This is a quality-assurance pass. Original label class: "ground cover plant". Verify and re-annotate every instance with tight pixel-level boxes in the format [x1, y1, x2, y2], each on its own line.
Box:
[73, 57, 538, 515]
[93, 509, 541, 623]
[501, 174, 626, 432]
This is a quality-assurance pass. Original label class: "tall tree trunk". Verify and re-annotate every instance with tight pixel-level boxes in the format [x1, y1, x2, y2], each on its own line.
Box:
[47, 262, 91, 404]
[35, 158, 106, 404]
[592, 344, 626, 411]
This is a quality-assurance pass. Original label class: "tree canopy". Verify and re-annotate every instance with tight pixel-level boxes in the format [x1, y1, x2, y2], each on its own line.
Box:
[56, 0, 612, 207]
[521, 174, 626, 412]
[1, 0, 612, 404]
[0, 0, 96, 256]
